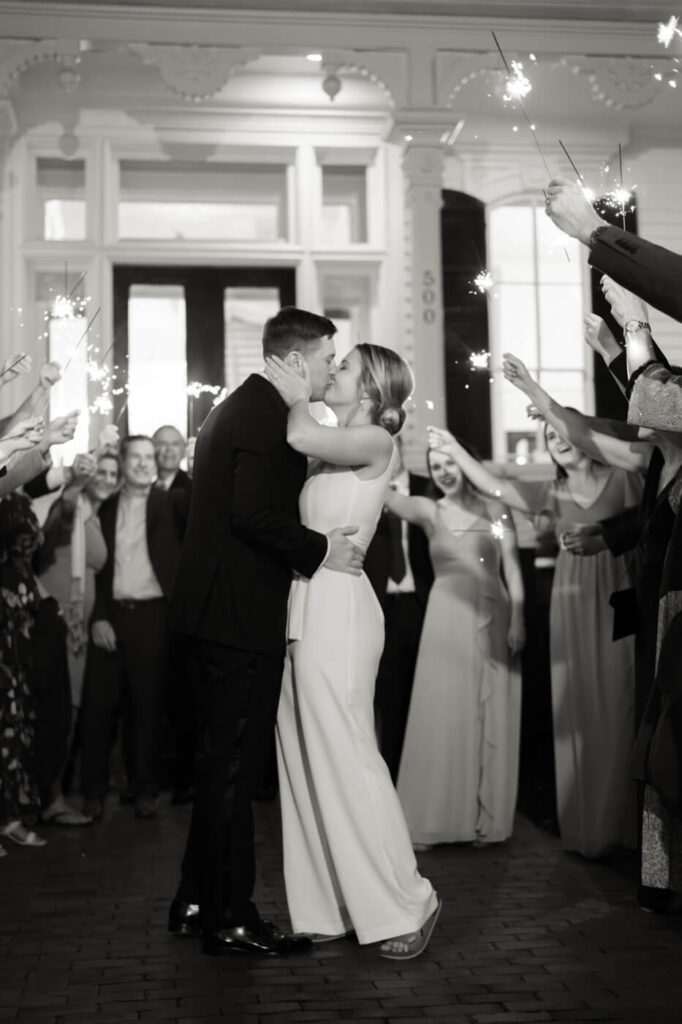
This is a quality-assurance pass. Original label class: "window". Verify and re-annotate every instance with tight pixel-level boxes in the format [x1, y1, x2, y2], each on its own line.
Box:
[127, 285, 187, 436]
[37, 158, 86, 240]
[488, 201, 585, 462]
[321, 166, 367, 245]
[223, 287, 280, 395]
[39, 269, 90, 464]
[118, 161, 288, 242]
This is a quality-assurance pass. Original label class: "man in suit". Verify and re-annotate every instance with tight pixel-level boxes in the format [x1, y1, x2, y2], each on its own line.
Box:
[153, 425, 192, 492]
[545, 177, 682, 324]
[80, 435, 182, 821]
[153, 423, 195, 804]
[365, 442, 433, 782]
[169, 307, 363, 957]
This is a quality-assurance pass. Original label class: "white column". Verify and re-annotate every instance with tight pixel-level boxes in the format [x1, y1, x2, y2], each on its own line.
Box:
[400, 134, 447, 471]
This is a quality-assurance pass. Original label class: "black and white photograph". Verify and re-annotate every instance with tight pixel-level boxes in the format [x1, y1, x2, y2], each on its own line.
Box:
[1, 0, 682, 1021]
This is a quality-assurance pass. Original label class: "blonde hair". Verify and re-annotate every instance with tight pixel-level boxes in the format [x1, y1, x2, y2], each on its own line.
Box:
[355, 343, 414, 436]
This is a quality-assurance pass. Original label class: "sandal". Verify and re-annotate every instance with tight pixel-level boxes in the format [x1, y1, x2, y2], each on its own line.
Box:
[0, 844, 6, 858]
[42, 806, 93, 827]
[379, 897, 442, 961]
[0, 820, 47, 847]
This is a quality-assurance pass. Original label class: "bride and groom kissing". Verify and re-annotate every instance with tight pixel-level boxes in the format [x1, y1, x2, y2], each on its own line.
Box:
[168, 306, 441, 960]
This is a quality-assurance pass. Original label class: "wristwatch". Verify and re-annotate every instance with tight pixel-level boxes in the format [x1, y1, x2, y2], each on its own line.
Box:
[623, 319, 651, 334]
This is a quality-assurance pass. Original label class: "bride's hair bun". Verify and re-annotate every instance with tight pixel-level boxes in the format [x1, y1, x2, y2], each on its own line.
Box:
[378, 405, 406, 436]
[356, 343, 414, 437]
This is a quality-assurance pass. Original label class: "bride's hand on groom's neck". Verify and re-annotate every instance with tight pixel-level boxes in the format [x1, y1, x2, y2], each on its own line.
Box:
[264, 355, 312, 408]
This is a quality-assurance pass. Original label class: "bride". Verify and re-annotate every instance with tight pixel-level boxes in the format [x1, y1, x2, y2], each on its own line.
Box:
[264, 342, 441, 960]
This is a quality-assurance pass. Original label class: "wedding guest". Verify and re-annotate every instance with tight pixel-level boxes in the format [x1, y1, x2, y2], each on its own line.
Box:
[80, 436, 181, 821]
[364, 437, 433, 782]
[0, 492, 45, 851]
[613, 306, 682, 910]
[430, 413, 641, 859]
[153, 425, 191, 492]
[388, 442, 524, 847]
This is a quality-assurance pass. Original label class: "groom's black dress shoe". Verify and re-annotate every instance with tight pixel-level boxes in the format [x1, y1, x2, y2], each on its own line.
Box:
[202, 919, 313, 957]
[168, 899, 202, 937]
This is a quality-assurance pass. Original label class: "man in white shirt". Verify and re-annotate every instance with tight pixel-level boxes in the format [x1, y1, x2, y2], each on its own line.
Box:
[81, 436, 182, 820]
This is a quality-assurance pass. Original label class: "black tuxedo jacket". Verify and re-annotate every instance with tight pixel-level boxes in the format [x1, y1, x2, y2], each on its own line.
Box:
[171, 374, 327, 659]
[93, 487, 182, 622]
[590, 226, 682, 324]
[364, 472, 434, 609]
[169, 468, 192, 491]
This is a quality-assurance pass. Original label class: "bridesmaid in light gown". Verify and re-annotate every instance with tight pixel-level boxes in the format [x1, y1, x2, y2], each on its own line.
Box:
[388, 447, 525, 847]
[264, 343, 440, 961]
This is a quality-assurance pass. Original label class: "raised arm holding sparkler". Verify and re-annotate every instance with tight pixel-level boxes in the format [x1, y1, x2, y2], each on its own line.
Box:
[0, 361, 62, 437]
[546, 177, 682, 325]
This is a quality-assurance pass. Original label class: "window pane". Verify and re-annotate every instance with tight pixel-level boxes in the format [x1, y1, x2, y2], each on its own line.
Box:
[536, 210, 583, 284]
[492, 284, 538, 369]
[321, 167, 367, 244]
[538, 370, 585, 412]
[127, 285, 187, 437]
[224, 287, 280, 395]
[499, 383, 540, 452]
[38, 271, 90, 464]
[539, 285, 584, 369]
[488, 206, 534, 282]
[118, 161, 287, 241]
[37, 158, 86, 240]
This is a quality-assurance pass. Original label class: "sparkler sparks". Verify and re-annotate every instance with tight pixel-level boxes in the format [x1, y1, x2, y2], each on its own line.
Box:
[187, 381, 223, 399]
[658, 15, 681, 47]
[491, 519, 506, 541]
[469, 351, 491, 370]
[473, 270, 494, 294]
[503, 60, 532, 102]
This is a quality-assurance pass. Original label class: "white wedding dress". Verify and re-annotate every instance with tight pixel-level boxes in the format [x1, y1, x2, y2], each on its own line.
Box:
[276, 454, 438, 944]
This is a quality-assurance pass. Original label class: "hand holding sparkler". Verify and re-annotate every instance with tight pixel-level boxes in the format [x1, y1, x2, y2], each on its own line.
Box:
[560, 525, 607, 556]
[38, 361, 62, 391]
[37, 411, 80, 454]
[502, 353, 536, 394]
[583, 313, 622, 366]
[68, 453, 98, 490]
[599, 275, 649, 330]
[95, 424, 120, 458]
[0, 352, 32, 386]
[545, 177, 606, 245]
[0, 417, 44, 465]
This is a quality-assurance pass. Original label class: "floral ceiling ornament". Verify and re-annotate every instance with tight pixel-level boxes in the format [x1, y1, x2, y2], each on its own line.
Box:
[128, 44, 262, 101]
[558, 55, 665, 110]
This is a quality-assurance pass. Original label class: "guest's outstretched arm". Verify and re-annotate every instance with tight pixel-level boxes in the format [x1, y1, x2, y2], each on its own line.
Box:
[502, 352, 651, 472]
[426, 427, 532, 514]
[384, 489, 436, 531]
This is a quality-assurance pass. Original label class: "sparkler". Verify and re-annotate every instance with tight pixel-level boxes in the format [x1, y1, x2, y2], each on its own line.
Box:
[0, 353, 31, 381]
[472, 271, 494, 294]
[491, 31, 552, 180]
[469, 351, 491, 370]
[658, 15, 681, 47]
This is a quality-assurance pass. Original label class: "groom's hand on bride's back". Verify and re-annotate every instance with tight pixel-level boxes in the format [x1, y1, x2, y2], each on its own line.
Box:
[325, 525, 365, 576]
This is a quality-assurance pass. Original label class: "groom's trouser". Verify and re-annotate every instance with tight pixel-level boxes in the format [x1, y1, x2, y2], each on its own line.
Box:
[176, 638, 283, 932]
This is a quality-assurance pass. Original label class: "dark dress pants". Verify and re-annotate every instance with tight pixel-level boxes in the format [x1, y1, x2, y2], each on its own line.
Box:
[374, 592, 425, 783]
[31, 597, 71, 806]
[176, 638, 283, 932]
[80, 598, 170, 799]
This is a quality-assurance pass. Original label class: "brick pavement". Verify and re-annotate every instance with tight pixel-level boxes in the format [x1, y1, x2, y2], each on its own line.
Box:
[2, 797, 682, 1024]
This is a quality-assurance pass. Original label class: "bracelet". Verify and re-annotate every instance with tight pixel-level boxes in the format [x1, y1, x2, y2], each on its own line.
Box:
[625, 359, 659, 400]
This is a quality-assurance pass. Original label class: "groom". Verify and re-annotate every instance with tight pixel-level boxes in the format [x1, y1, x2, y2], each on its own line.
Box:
[168, 307, 363, 956]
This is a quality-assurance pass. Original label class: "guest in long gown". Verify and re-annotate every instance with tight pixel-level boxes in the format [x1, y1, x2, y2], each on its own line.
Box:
[35, 452, 119, 825]
[387, 445, 525, 847]
[429, 418, 642, 859]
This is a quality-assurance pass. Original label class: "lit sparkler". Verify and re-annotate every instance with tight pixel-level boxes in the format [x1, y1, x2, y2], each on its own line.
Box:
[491, 519, 506, 540]
[469, 351, 491, 370]
[658, 15, 681, 47]
[473, 270, 494, 294]
[503, 60, 532, 103]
